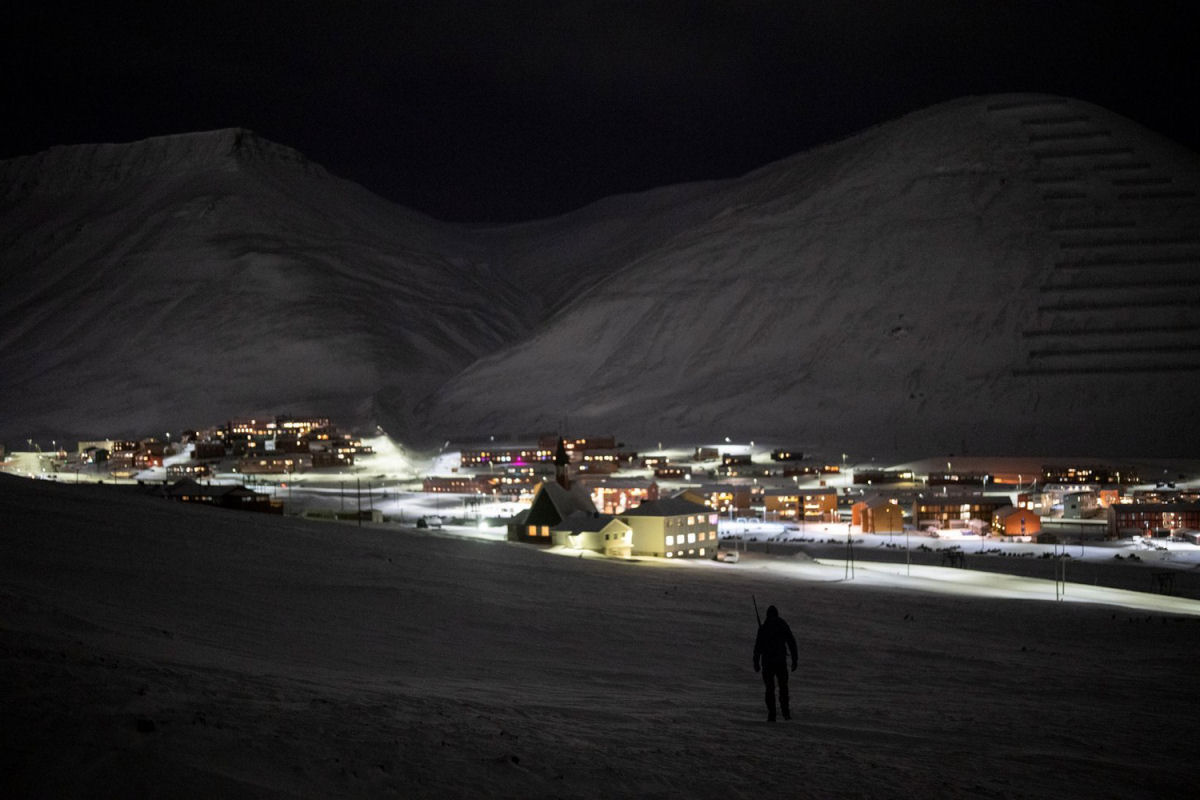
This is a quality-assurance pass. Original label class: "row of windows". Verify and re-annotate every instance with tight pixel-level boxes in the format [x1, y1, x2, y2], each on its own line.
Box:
[666, 548, 706, 558]
[665, 531, 716, 546]
[666, 514, 720, 527]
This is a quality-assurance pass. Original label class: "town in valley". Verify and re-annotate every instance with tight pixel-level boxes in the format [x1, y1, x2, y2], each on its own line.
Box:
[4, 415, 1199, 583]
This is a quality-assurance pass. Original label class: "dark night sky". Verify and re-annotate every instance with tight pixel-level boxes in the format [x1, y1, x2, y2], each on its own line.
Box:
[4, 1, 1196, 222]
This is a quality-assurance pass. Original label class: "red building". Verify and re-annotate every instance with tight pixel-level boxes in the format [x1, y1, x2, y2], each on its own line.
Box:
[1108, 503, 1200, 537]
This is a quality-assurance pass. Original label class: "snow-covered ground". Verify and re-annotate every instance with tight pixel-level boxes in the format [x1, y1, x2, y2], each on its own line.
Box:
[3, 473, 1200, 798]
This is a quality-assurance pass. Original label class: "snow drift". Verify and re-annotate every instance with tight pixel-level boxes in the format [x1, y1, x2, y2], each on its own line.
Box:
[2, 473, 1199, 798]
[2, 95, 1198, 455]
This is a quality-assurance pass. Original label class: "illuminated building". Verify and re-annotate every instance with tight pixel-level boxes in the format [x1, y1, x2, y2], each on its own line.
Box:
[576, 448, 637, 474]
[992, 506, 1041, 537]
[164, 479, 281, 514]
[507, 480, 598, 544]
[1042, 465, 1138, 485]
[460, 446, 554, 467]
[584, 478, 659, 514]
[799, 489, 838, 522]
[911, 496, 1010, 530]
[1108, 503, 1200, 537]
[237, 453, 302, 474]
[536, 434, 617, 452]
[275, 415, 331, 435]
[422, 476, 493, 494]
[617, 497, 719, 559]
[167, 463, 212, 479]
[550, 511, 633, 557]
[677, 485, 751, 516]
[927, 471, 990, 487]
[852, 469, 916, 485]
[227, 418, 275, 437]
[852, 497, 905, 533]
[763, 490, 800, 520]
[654, 466, 692, 480]
[310, 451, 352, 469]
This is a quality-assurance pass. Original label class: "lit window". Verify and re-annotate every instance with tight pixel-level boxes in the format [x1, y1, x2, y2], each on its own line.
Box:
[687, 533, 696, 544]
[699, 548, 706, 556]
[687, 516, 695, 525]
[666, 535, 675, 546]
[666, 552, 674, 558]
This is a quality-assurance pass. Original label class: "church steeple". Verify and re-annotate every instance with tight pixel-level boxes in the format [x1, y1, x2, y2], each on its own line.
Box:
[554, 436, 570, 489]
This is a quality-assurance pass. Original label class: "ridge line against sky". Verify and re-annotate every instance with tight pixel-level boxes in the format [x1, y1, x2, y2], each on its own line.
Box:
[4, 1, 1197, 223]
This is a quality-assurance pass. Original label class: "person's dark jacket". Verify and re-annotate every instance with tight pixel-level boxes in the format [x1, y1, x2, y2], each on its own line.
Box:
[753, 606, 798, 671]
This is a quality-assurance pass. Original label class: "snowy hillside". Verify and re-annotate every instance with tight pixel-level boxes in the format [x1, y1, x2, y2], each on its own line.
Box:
[424, 95, 1200, 457]
[3, 474, 1200, 798]
[3, 95, 1198, 455]
[0, 129, 526, 440]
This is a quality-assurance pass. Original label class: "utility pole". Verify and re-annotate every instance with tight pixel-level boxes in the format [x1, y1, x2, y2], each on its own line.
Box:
[356, 477, 362, 527]
[844, 523, 855, 580]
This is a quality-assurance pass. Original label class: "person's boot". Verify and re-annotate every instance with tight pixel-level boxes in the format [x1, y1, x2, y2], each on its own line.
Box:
[767, 709, 776, 722]
[781, 706, 791, 721]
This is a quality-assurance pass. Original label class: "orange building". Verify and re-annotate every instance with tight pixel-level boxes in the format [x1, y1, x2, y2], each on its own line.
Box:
[764, 490, 800, 520]
[992, 506, 1041, 537]
[858, 498, 904, 533]
[800, 489, 839, 522]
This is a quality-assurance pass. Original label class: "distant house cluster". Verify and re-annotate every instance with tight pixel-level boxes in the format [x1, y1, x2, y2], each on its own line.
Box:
[61, 414, 372, 482]
[419, 434, 1198, 555]
[216, 416, 371, 474]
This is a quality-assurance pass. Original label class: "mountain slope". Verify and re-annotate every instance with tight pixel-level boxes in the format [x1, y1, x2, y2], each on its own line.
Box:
[3, 96, 1198, 455]
[421, 95, 1200, 456]
[0, 129, 525, 439]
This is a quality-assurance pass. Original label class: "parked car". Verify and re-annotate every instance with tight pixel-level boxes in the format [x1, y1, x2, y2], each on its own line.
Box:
[718, 549, 740, 563]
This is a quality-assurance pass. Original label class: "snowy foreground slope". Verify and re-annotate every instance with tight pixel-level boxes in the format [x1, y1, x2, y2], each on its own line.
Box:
[3, 475, 1200, 799]
[2, 94, 1198, 454]
[426, 95, 1200, 456]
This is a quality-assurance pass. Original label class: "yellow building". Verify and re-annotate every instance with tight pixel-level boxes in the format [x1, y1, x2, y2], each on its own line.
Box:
[551, 511, 634, 557]
[618, 497, 719, 558]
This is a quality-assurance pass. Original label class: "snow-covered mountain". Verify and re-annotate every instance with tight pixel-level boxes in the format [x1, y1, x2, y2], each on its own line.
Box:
[3, 95, 1198, 455]
[424, 95, 1200, 457]
[0, 129, 527, 440]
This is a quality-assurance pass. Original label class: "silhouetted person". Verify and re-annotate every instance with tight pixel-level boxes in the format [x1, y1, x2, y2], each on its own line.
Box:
[753, 604, 798, 721]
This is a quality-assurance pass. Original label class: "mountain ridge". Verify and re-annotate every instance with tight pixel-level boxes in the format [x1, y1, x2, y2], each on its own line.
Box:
[3, 94, 1198, 455]
[419, 94, 1200, 456]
